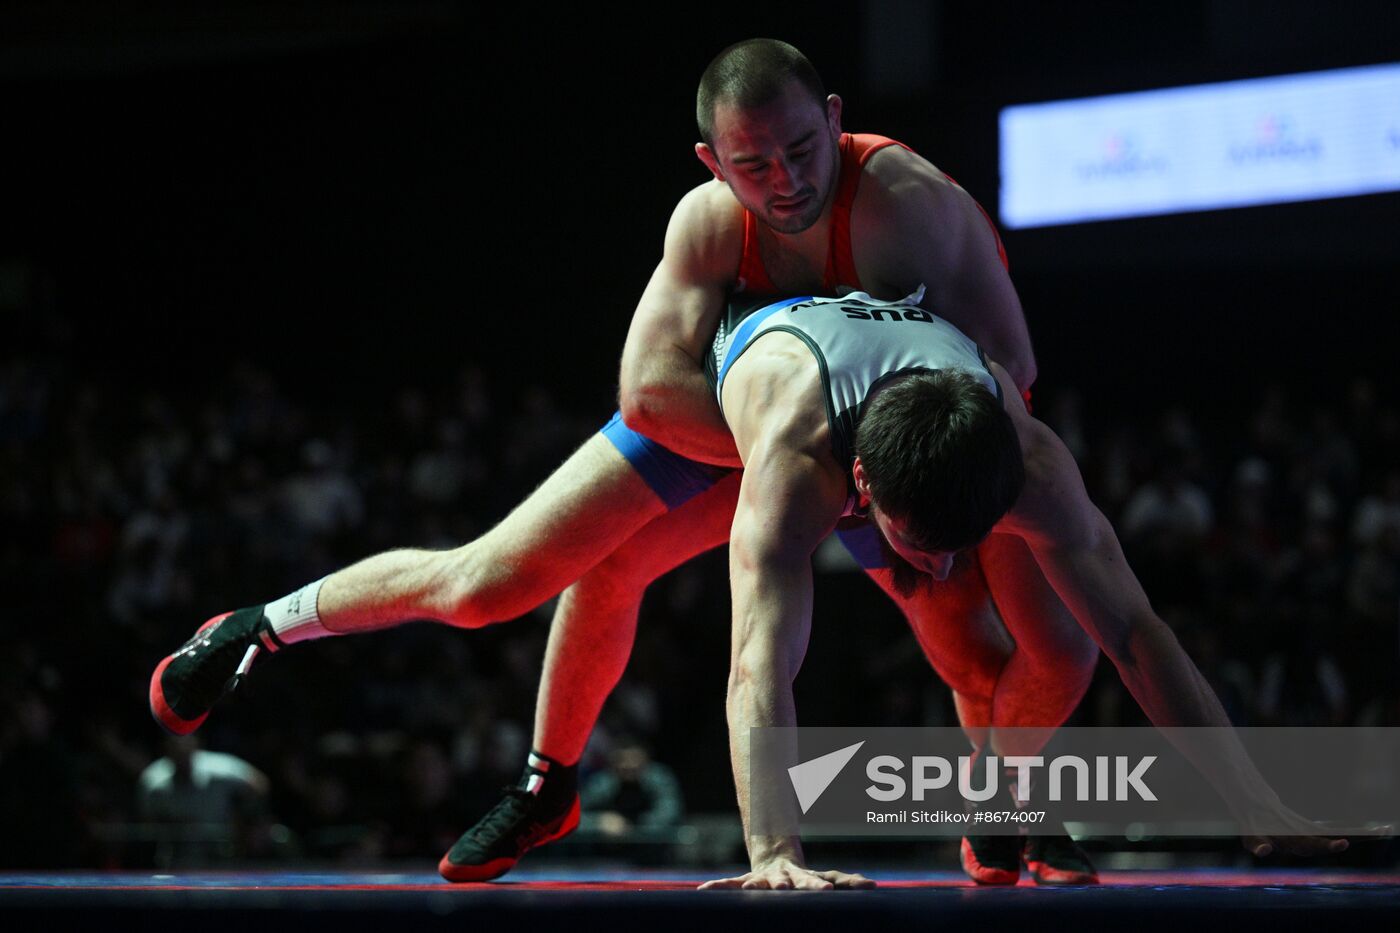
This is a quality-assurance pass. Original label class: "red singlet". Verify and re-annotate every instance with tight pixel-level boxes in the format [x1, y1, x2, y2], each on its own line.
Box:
[735, 133, 1008, 297]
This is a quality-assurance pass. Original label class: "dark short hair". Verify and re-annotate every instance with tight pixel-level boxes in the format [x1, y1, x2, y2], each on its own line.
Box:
[696, 39, 826, 146]
[856, 369, 1024, 553]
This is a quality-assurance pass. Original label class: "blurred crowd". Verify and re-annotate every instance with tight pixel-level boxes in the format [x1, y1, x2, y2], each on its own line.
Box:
[1059, 380, 1400, 730]
[1, 353, 1396, 868]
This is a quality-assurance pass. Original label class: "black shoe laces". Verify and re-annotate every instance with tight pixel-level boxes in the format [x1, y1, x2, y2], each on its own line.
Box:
[468, 787, 545, 843]
[175, 618, 251, 705]
[455, 784, 575, 861]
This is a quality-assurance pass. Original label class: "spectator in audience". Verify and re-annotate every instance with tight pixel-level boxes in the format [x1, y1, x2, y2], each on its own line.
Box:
[137, 734, 272, 866]
[581, 740, 684, 838]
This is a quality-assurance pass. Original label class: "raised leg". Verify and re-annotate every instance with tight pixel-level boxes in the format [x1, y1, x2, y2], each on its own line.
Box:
[318, 434, 670, 632]
[151, 433, 674, 737]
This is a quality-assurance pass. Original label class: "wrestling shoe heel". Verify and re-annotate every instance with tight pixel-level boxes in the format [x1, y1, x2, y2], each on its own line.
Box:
[1023, 831, 1099, 885]
[960, 833, 1022, 885]
[439, 787, 581, 882]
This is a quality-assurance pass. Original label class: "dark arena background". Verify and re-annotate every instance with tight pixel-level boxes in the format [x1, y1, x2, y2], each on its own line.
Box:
[3, 1, 1399, 929]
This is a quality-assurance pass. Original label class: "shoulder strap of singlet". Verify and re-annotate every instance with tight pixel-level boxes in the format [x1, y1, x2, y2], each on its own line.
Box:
[824, 133, 912, 293]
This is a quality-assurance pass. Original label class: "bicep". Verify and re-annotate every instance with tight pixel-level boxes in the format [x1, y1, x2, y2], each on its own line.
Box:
[1038, 511, 1156, 661]
[986, 362, 1151, 656]
[620, 190, 737, 383]
[1009, 415, 1156, 659]
[621, 257, 721, 371]
[728, 443, 845, 669]
[730, 440, 844, 574]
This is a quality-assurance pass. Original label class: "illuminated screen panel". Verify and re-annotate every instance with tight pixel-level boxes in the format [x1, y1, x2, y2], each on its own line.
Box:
[999, 63, 1400, 228]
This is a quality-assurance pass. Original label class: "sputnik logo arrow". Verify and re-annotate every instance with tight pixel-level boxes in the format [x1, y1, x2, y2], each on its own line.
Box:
[787, 741, 865, 814]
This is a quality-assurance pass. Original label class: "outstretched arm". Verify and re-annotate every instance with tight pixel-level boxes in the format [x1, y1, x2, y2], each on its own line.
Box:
[700, 348, 874, 891]
[991, 363, 1348, 855]
[699, 438, 873, 890]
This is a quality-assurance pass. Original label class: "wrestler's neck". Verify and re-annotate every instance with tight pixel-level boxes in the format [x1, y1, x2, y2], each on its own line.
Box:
[754, 188, 839, 293]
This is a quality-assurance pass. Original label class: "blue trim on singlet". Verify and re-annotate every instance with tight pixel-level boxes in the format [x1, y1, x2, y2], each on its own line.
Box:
[715, 296, 811, 388]
[835, 522, 890, 569]
[600, 411, 732, 511]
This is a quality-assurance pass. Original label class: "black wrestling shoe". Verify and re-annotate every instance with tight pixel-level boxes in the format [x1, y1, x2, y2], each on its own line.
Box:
[960, 833, 1022, 885]
[1023, 830, 1099, 885]
[149, 607, 281, 735]
[439, 764, 580, 882]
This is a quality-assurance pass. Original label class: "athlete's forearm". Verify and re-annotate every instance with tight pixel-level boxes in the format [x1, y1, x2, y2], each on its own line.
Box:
[1111, 617, 1279, 812]
[1002, 343, 1310, 839]
[1022, 499, 1279, 814]
[1039, 536, 1279, 810]
[619, 346, 741, 467]
[727, 672, 806, 869]
[725, 479, 828, 871]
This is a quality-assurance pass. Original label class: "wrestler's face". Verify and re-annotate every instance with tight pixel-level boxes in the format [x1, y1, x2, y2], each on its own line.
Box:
[870, 508, 957, 583]
[851, 456, 957, 588]
[696, 80, 843, 235]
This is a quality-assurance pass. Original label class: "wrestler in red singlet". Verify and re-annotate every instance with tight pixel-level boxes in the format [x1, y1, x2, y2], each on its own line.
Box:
[737, 133, 1008, 297]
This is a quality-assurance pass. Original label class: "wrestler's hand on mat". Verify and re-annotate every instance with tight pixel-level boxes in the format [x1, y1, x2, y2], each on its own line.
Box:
[1236, 798, 1358, 857]
[698, 857, 876, 891]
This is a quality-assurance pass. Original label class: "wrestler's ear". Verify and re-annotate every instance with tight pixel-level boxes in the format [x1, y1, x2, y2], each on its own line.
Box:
[826, 94, 843, 137]
[695, 143, 726, 182]
[852, 456, 872, 506]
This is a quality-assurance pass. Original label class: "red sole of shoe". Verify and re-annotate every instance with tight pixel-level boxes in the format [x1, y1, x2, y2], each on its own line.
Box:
[1025, 859, 1100, 885]
[148, 612, 231, 736]
[960, 837, 1020, 886]
[438, 796, 582, 883]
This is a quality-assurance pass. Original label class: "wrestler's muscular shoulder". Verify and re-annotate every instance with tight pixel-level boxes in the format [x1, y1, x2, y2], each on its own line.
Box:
[722, 332, 833, 469]
[667, 180, 745, 283]
[849, 145, 987, 299]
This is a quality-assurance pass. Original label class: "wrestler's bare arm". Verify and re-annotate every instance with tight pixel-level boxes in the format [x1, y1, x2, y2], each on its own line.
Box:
[856, 149, 1038, 394]
[698, 339, 873, 891]
[989, 362, 1347, 856]
[617, 183, 744, 467]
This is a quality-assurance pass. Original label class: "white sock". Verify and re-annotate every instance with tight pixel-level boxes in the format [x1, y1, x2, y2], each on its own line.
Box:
[265, 577, 333, 644]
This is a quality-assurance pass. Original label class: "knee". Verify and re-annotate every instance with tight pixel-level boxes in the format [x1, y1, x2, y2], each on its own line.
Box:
[430, 544, 518, 629]
[1027, 625, 1100, 690]
[941, 645, 1013, 705]
[430, 539, 661, 630]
